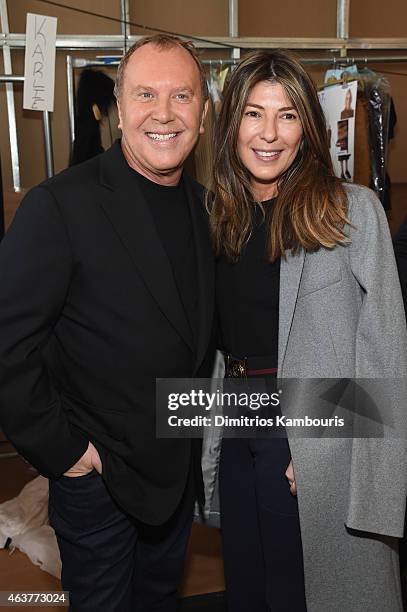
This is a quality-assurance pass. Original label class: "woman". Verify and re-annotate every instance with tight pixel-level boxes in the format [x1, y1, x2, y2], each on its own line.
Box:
[204, 50, 407, 612]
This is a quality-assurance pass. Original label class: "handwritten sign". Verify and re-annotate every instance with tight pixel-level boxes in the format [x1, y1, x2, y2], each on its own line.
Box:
[23, 13, 57, 112]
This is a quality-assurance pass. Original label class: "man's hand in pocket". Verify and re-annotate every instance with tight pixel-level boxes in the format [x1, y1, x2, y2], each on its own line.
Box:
[63, 441, 102, 477]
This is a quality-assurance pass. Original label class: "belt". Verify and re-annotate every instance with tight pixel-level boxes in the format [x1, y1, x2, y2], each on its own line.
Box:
[224, 353, 278, 378]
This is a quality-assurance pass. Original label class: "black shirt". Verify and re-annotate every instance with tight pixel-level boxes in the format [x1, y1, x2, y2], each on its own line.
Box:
[216, 200, 280, 364]
[130, 168, 199, 346]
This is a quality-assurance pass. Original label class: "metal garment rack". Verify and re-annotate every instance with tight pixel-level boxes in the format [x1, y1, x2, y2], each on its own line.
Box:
[0, 75, 54, 178]
[66, 52, 407, 156]
[2, 0, 407, 190]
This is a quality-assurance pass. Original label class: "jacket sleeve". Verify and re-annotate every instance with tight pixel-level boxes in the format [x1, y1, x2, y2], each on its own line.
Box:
[345, 185, 407, 537]
[0, 186, 88, 478]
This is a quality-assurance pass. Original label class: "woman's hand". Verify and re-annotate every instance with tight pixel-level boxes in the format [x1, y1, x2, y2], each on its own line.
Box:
[285, 459, 297, 495]
[63, 441, 102, 477]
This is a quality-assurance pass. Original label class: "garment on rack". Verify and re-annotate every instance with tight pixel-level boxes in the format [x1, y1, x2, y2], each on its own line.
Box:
[191, 97, 215, 189]
[353, 96, 371, 188]
[383, 99, 397, 211]
[207, 64, 229, 116]
[359, 68, 391, 208]
[320, 65, 395, 209]
[70, 69, 117, 166]
[185, 61, 230, 186]
[318, 80, 358, 182]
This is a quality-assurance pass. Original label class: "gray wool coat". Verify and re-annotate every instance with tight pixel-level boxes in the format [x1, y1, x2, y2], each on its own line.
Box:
[200, 183, 407, 612]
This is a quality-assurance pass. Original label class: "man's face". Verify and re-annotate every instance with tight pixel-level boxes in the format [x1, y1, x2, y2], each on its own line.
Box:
[117, 44, 207, 185]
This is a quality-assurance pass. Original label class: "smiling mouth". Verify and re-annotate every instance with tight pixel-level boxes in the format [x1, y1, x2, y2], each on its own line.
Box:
[253, 149, 283, 159]
[146, 132, 179, 141]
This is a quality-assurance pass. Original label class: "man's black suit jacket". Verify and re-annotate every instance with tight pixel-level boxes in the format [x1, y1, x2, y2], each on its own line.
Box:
[0, 141, 215, 525]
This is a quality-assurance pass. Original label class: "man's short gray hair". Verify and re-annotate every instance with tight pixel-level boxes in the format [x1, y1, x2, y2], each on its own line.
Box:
[114, 34, 209, 102]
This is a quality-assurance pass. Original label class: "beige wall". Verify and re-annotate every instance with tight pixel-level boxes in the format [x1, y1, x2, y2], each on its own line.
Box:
[1, 0, 407, 193]
[130, 0, 228, 37]
[350, 0, 407, 37]
[9, 0, 121, 34]
[239, 0, 337, 37]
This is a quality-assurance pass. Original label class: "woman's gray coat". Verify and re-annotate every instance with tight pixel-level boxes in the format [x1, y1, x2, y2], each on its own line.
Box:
[201, 183, 407, 612]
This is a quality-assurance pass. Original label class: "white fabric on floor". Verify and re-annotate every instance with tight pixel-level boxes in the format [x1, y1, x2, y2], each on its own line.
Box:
[0, 476, 61, 578]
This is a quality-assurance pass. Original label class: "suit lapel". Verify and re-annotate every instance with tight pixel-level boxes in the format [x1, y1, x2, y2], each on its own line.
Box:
[183, 174, 214, 371]
[98, 142, 194, 351]
[278, 249, 305, 375]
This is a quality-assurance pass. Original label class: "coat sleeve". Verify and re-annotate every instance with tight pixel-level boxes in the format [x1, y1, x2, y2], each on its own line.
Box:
[344, 184, 407, 537]
[0, 186, 88, 478]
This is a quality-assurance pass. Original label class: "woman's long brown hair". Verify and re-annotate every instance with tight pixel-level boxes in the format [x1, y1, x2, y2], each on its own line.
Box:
[209, 50, 350, 261]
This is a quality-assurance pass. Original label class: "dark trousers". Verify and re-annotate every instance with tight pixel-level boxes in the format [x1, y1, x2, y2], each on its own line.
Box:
[48, 470, 193, 612]
[219, 438, 307, 612]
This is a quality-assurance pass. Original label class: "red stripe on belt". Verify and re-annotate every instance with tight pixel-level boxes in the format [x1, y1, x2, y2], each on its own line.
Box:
[246, 367, 278, 376]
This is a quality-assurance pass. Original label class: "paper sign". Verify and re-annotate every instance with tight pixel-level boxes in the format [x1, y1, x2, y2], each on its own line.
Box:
[23, 13, 58, 112]
[318, 80, 358, 183]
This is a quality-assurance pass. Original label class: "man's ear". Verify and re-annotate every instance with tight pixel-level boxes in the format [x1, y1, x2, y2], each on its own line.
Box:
[117, 101, 123, 130]
[199, 99, 209, 135]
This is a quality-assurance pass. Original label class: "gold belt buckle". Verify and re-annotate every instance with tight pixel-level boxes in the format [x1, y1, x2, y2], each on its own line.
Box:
[226, 355, 247, 378]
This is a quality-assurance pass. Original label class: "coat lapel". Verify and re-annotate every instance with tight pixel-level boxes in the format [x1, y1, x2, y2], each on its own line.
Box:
[183, 174, 214, 372]
[278, 249, 305, 375]
[98, 142, 194, 351]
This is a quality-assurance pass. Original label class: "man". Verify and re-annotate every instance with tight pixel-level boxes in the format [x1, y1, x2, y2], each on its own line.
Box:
[0, 35, 214, 611]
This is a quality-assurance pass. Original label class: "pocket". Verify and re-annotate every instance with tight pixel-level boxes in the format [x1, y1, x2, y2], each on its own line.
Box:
[60, 469, 98, 481]
[298, 267, 342, 299]
[49, 469, 113, 532]
[252, 439, 299, 516]
[62, 392, 125, 441]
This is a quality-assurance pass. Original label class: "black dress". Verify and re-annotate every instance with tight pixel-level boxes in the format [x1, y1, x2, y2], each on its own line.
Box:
[216, 200, 307, 612]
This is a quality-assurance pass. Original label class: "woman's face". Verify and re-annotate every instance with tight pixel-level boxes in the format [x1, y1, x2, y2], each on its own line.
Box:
[237, 80, 303, 201]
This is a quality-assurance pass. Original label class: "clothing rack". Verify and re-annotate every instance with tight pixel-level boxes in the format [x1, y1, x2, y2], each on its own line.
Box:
[2, 0, 407, 189]
[0, 75, 54, 180]
[65, 53, 407, 154]
[203, 56, 407, 66]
